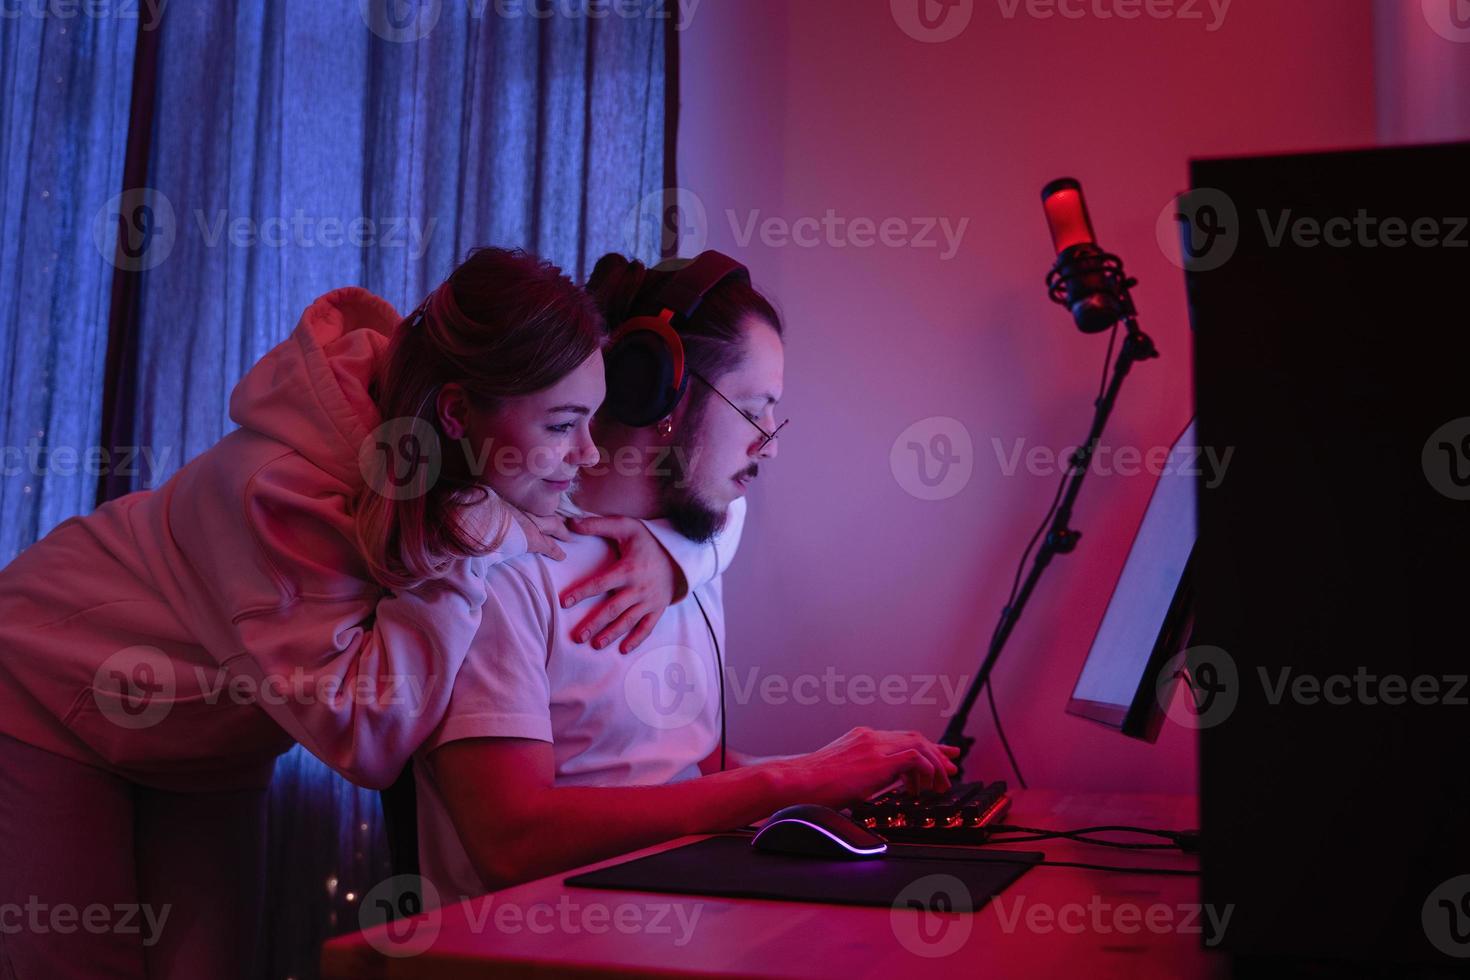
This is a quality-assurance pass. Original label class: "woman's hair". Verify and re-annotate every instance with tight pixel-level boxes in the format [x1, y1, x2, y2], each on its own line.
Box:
[584, 253, 783, 399]
[355, 246, 603, 591]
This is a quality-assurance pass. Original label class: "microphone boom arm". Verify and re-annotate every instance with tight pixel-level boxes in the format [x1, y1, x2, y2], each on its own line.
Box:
[940, 258, 1157, 779]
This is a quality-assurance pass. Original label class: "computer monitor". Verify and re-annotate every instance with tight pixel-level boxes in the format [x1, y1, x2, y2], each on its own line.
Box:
[1066, 418, 1197, 742]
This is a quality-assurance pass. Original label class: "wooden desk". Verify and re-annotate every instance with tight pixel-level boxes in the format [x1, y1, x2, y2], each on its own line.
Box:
[322, 790, 1228, 979]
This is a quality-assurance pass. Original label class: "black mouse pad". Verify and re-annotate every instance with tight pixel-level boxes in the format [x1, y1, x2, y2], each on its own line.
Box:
[564, 835, 1043, 911]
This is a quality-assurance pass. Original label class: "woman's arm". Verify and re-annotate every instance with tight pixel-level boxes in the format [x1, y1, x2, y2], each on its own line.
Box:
[428, 726, 959, 890]
[173, 452, 533, 789]
[558, 496, 749, 652]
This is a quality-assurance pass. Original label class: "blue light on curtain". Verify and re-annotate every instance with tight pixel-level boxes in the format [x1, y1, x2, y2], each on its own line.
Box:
[108, 4, 668, 978]
[0, 11, 136, 565]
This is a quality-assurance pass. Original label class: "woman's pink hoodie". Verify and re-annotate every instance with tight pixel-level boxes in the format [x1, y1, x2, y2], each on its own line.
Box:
[0, 287, 552, 792]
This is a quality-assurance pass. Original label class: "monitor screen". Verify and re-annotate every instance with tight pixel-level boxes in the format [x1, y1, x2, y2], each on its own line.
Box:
[1066, 417, 1197, 740]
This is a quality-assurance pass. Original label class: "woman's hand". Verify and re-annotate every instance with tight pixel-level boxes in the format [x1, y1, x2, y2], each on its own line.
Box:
[557, 516, 684, 653]
[509, 508, 571, 561]
[765, 727, 962, 808]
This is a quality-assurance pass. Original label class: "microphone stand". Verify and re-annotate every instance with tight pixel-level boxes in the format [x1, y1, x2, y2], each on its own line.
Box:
[940, 258, 1158, 780]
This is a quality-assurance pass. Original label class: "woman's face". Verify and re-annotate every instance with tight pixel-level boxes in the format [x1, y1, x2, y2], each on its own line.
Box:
[438, 350, 606, 516]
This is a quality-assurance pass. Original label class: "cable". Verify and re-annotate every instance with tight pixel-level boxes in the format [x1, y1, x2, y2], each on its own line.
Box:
[995, 823, 1184, 840]
[989, 835, 1176, 850]
[1035, 859, 1199, 877]
[984, 683, 1027, 789]
[874, 848, 1200, 877]
[691, 591, 726, 773]
[989, 824, 1200, 852]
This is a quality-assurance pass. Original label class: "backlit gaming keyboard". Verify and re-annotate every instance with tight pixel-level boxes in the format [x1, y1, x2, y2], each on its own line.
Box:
[847, 780, 1011, 845]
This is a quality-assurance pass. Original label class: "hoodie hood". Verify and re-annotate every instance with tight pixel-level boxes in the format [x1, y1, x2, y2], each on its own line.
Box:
[229, 287, 402, 487]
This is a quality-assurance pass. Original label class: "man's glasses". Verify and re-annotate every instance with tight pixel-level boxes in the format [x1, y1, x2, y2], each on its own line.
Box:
[689, 370, 788, 451]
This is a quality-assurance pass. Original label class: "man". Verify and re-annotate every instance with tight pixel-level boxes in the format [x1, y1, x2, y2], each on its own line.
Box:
[414, 253, 959, 902]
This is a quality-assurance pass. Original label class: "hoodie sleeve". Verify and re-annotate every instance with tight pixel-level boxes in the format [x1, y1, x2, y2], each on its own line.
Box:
[639, 494, 747, 598]
[171, 446, 528, 790]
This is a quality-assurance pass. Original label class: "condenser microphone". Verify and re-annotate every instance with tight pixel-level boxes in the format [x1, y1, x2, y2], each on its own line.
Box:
[1041, 178, 1128, 334]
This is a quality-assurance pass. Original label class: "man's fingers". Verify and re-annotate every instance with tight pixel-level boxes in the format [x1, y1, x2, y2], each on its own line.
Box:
[920, 741, 956, 774]
[899, 749, 937, 795]
[895, 733, 956, 779]
[915, 743, 956, 790]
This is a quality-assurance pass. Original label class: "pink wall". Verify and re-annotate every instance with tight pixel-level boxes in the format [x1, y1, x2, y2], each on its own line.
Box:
[678, 0, 1377, 792]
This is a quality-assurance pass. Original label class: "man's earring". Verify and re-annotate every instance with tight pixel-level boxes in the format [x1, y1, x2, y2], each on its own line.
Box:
[656, 417, 674, 438]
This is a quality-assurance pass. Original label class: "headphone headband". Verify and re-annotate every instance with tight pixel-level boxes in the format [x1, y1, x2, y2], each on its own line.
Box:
[634, 250, 750, 323]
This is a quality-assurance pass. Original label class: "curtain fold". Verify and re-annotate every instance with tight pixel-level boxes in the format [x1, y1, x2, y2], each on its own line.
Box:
[0, 12, 136, 564]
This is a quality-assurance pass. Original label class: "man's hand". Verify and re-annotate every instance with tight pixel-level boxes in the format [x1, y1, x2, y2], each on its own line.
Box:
[510, 508, 571, 561]
[764, 727, 961, 808]
[558, 516, 684, 653]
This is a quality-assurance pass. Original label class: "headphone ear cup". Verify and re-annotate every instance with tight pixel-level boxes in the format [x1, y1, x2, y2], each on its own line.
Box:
[604, 320, 687, 427]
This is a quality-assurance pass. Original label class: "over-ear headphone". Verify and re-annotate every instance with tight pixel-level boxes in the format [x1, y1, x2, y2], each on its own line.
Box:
[602, 251, 750, 427]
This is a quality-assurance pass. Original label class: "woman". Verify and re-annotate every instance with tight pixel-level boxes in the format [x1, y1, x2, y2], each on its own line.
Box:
[0, 247, 719, 978]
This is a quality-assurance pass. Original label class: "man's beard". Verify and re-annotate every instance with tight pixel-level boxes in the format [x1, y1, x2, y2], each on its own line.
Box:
[657, 474, 726, 543]
[656, 435, 728, 543]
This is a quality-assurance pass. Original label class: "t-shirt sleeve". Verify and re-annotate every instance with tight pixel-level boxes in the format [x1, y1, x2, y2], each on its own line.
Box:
[641, 494, 748, 594]
[419, 558, 557, 753]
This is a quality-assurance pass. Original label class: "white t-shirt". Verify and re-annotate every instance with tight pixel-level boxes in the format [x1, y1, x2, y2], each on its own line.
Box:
[414, 499, 745, 905]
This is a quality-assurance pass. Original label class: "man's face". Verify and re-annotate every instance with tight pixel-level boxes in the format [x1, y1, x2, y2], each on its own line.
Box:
[659, 315, 784, 540]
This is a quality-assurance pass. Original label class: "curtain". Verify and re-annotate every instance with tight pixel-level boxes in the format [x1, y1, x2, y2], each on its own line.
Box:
[55, 4, 668, 977]
[1373, 0, 1470, 144]
[122, 3, 669, 491]
[0, 12, 135, 565]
